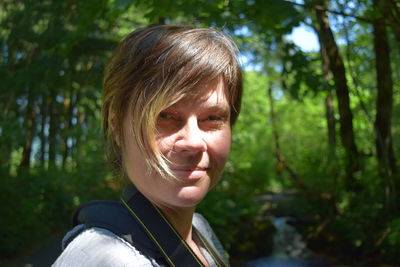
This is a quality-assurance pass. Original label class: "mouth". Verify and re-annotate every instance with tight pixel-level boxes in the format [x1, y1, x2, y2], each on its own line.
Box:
[170, 168, 208, 180]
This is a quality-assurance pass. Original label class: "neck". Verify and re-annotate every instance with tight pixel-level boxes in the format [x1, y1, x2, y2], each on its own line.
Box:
[158, 205, 210, 267]
[159, 206, 196, 242]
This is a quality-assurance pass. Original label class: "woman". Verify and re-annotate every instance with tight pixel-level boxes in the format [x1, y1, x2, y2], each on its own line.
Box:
[53, 24, 242, 267]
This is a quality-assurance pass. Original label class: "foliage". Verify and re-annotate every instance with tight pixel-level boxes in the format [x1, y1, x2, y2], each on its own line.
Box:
[1, 0, 400, 266]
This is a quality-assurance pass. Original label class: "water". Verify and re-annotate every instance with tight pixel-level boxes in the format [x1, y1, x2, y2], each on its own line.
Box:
[247, 217, 328, 267]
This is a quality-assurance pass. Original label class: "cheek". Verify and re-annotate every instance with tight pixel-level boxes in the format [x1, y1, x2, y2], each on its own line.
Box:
[207, 129, 231, 190]
[122, 139, 139, 175]
[155, 135, 174, 155]
[209, 128, 231, 165]
[121, 126, 148, 181]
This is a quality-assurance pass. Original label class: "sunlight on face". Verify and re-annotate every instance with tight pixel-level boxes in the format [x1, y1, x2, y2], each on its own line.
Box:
[122, 78, 231, 210]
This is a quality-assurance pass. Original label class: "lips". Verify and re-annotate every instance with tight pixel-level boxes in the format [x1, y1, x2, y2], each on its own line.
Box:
[171, 168, 208, 179]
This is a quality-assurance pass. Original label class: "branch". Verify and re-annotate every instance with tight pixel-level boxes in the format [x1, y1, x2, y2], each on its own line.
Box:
[284, 0, 373, 23]
[267, 81, 303, 188]
[374, 227, 391, 248]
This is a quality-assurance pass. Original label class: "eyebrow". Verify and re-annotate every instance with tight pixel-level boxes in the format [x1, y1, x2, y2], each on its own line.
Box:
[161, 105, 230, 118]
[164, 99, 230, 112]
[203, 104, 230, 114]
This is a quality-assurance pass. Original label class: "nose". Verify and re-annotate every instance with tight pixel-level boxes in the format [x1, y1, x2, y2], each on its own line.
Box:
[173, 117, 206, 153]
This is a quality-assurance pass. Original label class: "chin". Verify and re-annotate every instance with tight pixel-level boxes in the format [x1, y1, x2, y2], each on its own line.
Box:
[175, 185, 209, 207]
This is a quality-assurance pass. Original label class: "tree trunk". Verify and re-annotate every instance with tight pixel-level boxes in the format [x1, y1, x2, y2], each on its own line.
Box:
[373, 0, 397, 213]
[158, 17, 166, 24]
[48, 88, 57, 168]
[19, 88, 36, 169]
[62, 88, 74, 169]
[319, 35, 336, 156]
[314, 0, 360, 190]
[40, 94, 47, 169]
[382, 0, 400, 49]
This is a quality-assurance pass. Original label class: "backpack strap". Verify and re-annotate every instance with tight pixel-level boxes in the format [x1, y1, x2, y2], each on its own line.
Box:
[193, 228, 229, 267]
[72, 200, 159, 256]
[121, 185, 206, 267]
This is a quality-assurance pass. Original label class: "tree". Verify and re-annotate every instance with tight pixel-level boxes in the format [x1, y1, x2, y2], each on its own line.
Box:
[313, 0, 360, 189]
[372, 0, 398, 213]
[381, 0, 400, 49]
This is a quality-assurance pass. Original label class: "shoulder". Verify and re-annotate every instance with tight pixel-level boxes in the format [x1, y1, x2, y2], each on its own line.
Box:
[193, 213, 213, 238]
[52, 226, 160, 267]
[193, 213, 223, 245]
[193, 213, 230, 263]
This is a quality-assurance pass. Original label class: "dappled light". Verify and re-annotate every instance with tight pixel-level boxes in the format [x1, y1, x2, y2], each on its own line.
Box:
[1, 0, 400, 266]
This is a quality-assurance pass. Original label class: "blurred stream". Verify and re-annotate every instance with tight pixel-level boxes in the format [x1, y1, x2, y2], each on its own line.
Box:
[247, 216, 328, 267]
[246, 193, 329, 267]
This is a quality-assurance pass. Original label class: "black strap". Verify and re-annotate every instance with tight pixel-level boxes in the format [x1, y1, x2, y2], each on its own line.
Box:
[72, 185, 229, 266]
[72, 200, 163, 263]
[121, 185, 205, 267]
[194, 228, 229, 267]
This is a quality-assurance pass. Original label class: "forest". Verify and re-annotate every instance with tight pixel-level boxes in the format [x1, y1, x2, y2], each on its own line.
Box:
[1, 0, 399, 266]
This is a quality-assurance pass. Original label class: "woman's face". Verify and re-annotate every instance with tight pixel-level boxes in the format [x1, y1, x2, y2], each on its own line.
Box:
[122, 78, 231, 210]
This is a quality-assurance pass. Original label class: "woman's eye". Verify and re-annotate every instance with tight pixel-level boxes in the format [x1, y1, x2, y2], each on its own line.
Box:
[206, 115, 223, 121]
[201, 115, 229, 130]
[158, 112, 176, 120]
[156, 112, 181, 134]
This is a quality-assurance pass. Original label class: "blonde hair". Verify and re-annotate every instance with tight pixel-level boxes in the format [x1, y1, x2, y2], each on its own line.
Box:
[102, 24, 242, 179]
